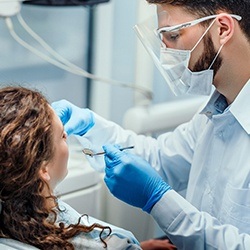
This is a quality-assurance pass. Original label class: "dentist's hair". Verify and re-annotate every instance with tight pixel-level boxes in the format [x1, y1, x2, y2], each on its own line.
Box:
[147, 0, 250, 39]
[0, 86, 110, 249]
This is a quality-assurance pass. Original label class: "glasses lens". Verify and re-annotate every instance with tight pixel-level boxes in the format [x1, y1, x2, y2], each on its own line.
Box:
[159, 30, 180, 44]
[157, 11, 186, 48]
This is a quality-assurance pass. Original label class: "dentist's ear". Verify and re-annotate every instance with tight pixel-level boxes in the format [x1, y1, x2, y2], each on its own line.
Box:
[216, 14, 236, 45]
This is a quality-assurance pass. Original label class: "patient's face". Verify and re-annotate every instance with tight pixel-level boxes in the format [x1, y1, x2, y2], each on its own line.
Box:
[46, 107, 69, 190]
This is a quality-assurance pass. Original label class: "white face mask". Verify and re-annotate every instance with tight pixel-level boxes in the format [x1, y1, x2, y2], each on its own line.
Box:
[160, 47, 215, 95]
[159, 18, 221, 96]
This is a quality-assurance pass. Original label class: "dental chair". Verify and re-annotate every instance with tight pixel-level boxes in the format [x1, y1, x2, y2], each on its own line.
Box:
[0, 238, 39, 249]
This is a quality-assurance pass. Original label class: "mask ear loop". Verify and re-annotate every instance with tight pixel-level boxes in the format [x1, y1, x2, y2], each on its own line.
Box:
[208, 43, 224, 69]
[190, 17, 223, 70]
[190, 18, 217, 53]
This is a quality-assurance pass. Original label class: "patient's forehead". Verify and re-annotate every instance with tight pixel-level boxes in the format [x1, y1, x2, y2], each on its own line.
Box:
[49, 106, 64, 135]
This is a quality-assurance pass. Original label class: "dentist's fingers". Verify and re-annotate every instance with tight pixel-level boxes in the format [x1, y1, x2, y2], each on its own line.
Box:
[103, 144, 124, 168]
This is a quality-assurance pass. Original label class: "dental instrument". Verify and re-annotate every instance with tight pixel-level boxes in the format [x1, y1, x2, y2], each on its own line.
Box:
[82, 146, 134, 157]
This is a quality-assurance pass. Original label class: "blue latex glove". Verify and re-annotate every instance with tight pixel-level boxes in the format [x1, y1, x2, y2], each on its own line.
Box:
[51, 99, 95, 136]
[103, 144, 172, 213]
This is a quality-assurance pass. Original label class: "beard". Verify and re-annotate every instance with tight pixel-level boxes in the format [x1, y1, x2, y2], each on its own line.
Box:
[192, 34, 222, 77]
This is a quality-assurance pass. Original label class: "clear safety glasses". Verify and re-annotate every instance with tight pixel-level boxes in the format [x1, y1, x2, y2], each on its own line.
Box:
[156, 14, 242, 43]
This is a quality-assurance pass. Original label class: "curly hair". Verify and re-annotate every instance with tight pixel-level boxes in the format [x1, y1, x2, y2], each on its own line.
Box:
[146, 0, 250, 40]
[0, 86, 111, 249]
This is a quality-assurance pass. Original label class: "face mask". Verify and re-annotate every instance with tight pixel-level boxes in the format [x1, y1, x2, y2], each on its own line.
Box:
[159, 18, 220, 96]
[160, 47, 215, 95]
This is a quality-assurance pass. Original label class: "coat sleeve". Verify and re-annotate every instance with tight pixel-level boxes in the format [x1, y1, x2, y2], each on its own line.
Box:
[151, 190, 250, 250]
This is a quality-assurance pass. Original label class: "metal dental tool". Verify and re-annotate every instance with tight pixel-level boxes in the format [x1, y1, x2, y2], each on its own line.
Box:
[82, 146, 134, 157]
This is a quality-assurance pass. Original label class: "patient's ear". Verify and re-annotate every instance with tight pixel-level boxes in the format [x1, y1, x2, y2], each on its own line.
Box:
[39, 164, 51, 182]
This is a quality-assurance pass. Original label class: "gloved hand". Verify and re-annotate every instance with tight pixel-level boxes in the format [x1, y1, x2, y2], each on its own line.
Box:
[51, 99, 95, 136]
[103, 144, 172, 213]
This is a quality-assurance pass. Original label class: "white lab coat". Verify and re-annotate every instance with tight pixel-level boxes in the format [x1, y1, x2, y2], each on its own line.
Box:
[77, 80, 250, 249]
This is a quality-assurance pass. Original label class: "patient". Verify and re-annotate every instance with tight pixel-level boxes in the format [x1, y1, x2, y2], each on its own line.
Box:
[0, 86, 141, 249]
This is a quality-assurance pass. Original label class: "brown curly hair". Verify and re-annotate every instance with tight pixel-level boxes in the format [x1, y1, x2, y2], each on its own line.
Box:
[0, 86, 111, 249]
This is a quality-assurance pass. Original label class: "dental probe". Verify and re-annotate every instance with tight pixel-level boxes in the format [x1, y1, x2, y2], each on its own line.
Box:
[82, 146, 134, 157]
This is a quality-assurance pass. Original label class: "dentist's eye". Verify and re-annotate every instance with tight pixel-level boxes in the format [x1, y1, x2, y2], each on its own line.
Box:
[158, 30, 180, 47]
[163, 31, 180, 42]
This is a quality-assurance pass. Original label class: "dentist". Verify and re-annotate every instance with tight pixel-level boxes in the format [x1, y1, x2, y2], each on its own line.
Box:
[53, 0, 250, 249]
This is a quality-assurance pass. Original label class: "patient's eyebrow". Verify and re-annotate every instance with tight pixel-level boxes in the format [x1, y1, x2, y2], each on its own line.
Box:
[59, 123, 65, 137]
[61, 128, 65, 136]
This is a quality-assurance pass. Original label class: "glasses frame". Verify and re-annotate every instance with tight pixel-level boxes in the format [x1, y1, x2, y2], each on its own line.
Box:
[157, 14, 242, 35]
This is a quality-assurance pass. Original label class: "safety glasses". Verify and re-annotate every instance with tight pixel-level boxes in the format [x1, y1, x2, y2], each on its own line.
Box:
[156, 14, 242, 40]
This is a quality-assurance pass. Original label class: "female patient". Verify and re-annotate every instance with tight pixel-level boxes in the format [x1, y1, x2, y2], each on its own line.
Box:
[0, 86, 141, 249]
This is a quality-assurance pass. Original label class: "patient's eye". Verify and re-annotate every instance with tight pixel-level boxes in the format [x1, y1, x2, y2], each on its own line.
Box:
[62, 131, 67, 140]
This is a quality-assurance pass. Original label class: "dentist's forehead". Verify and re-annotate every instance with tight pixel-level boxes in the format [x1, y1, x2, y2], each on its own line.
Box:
[157, 9, 173, 28]
[156, 5, 197, 28]
[156, 5, 179, 28]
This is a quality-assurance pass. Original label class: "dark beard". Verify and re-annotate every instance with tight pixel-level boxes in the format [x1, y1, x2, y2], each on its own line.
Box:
[192, 34, 222, 77]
